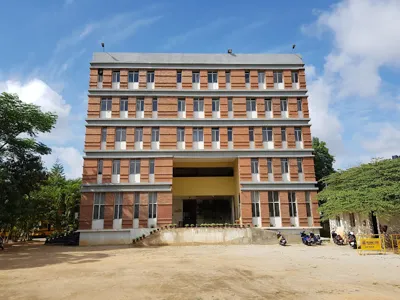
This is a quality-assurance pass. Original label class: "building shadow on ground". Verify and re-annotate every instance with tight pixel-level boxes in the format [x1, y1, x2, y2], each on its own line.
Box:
[0, 242, 130, 271]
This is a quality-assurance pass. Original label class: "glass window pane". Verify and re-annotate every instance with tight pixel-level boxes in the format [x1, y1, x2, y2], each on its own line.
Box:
[245, 72, 250, 83]
[228, 99, 233, 111]
[281, 128, 286, 142]
[267, 159, 272, 173]
[249, 128, 254, 142]
[152, 99, 158, 111]
[225, 72, 230, 83]
[134, 71, 139, 82]
[297, 99, 302, 111]
[177, 72, 182, 83]
[149, 159, 155, 174]
[258, 72, 265, 83]
[265, 99, 272, 112]
[227, 128, 233, 142]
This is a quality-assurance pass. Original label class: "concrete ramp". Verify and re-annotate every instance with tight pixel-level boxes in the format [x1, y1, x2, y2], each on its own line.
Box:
[134, 228, 280, 246]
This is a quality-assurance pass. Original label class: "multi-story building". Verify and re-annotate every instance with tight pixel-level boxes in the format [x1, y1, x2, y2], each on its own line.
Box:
[79, 52, 319, 245]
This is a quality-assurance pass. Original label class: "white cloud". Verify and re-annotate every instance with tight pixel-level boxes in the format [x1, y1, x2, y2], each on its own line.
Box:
[0, 79, 77, 144]
[360, 123, 400, 158]
[302, 0, 400, 167]
[43, 147, 83, 179]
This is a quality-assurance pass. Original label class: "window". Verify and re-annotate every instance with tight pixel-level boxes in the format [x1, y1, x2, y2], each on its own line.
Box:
[268, 191, 280, 217]
[114, 193, 123, 219]
[249, 127, 254, 142]
[335, 216, 341, 227]
[177, 127, 185, 142]
[101, 98, 112, 111]
[267, 158, 273, 174]
[129, 159, 140, 174]
[101, 128, 107, 142]
[147, 71, 154, 83]
[225, 71, 231, 83]
[128, 71, 139, 83]
[149, 159, 155, 175]
[258, 71, 265, 83]
[193, 127, 203, 142]
[135, 128, 143, 142]
[227, 127, 233, 142]
[280, 99, 288, 111]
[350, 213, 356, 227]
[212, 128, 219, 142]
[192, 72, 200, 83]
[136, 98, 144, 111]
[262, 127, 273, 142]
[112, 160, 120, 175]
[251, 158, 259, 174]
[265, 99, 272, 112]
[112, 71, 120, 83]
[178, 99, 186, 111]
[297, 158, 303, 173]
[292, 72, 299, 83]
[281, 128, 286, 142]
[273, 71, 283, 83]
[93, 193, 105, 220]
[208, 72, 218, 83]
[97, 160, 103, 175]
[295, 127, 302, 141]
[289, 192, 297, 217]
[177, 71, 182, 83]
[305, 192, 312, 217]
[297, 98, 302, 112]
[98, 69, 103, 82]
[245, 71, 250, 83]
[134, 193, 140, 219]
[281, 158, 289, 174]
[212, 98, 220, 112]
[152, 98, 158, 112]
[193, 98, 204, 112]
[251, 191, 260, 218]
[115, 127, 126, 142]
[120, 98, 128, 111]
[246, 99, 256, 111]
[148, 193, 157, 219]
[151, 127, 159, 142]
[228, 98, 233, 112]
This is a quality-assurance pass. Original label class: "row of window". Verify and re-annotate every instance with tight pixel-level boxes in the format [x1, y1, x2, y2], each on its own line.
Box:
[93, 192, 157, 220]
[99, 70, 300, 88]
[97, 158, 304, 177]
[102, 126, 303, 144]
[100, 98, 303, 114]
[250, 191, 312, 218]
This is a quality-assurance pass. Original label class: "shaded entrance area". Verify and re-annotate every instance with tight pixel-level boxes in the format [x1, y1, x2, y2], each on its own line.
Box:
[180, 197, 233, 226]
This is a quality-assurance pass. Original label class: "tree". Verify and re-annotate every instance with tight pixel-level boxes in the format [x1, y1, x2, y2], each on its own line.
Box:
[0, 92, 57, 240]
[0, 92, 57, 156]
[313, 137, 335, 191]
[318, 158, 400, 221]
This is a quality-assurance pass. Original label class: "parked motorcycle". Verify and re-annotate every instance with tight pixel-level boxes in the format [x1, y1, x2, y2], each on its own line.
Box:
[276, 231, 287, 246]
[331, 231, 344, 245]
[300, 231, 313, 246]
[347, 231, 357, 249]
[309, 232, 322, 245]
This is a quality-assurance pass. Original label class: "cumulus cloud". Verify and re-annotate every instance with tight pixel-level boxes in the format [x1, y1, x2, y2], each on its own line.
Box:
[43, 147, 83, 179]
[302, 0, 400, 166]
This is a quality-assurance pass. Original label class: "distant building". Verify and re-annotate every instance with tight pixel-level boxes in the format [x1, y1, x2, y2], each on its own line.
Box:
[79, 52, 320, 245]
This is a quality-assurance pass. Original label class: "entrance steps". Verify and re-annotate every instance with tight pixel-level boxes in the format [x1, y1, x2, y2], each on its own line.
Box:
[133, 227, 280, 246]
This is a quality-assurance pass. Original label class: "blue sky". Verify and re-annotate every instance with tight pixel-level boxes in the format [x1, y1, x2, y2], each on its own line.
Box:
[1, 0, 399, 178]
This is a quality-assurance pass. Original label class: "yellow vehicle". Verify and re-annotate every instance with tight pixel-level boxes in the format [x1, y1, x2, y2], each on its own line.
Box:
[32, 222, 54, 237]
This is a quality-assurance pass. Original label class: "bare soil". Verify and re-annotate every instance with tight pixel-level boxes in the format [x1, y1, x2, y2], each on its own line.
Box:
[1, 242, 399, 300]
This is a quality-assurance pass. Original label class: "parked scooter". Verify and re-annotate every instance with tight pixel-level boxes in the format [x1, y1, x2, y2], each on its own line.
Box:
[347, 231, 357, 249]
[331, 231, 344, 245]
[300, 231, 313, 246]
[309, 232, 322, 245]
[276, 231, 287, 246]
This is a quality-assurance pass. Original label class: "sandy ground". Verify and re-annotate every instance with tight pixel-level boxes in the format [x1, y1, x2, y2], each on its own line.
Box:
[1, 242, 399, 300]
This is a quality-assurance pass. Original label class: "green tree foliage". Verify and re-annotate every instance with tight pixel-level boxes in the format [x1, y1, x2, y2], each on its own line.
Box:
[0, 92, 57, 155]
[0, 93, 57, 239]
[33, 161, 81, 232]
[313, 137, 335, 191]
[318, 158, 400, 220]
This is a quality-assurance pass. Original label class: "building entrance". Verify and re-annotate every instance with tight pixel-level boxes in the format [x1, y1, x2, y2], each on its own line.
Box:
[181, 197, 233, 226]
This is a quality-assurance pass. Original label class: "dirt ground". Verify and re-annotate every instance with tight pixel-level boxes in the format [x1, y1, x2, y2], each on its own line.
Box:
[1, 242, 399, 300]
